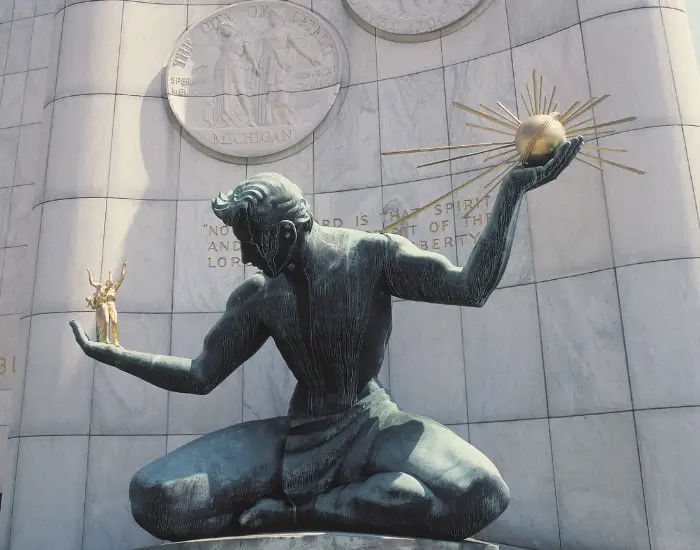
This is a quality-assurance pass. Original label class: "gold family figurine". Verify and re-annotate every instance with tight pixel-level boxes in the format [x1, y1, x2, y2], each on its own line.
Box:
[85, 260, 127, 347]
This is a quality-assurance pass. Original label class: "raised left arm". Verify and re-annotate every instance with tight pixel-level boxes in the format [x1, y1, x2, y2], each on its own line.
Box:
[114, 260, 127, 290]
[384, 138, 582, 307]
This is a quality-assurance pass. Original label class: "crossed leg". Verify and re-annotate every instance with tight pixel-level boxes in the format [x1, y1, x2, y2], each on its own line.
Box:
[129, 417, 289, 541]
[130, 412, 508, 542]
[242, 412, 509, 541]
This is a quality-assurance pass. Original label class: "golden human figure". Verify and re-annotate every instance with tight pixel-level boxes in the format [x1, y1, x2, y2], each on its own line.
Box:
[86, 260, 127, 347]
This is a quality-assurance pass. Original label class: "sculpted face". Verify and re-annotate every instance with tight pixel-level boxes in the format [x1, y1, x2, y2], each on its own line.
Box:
[233, 216, 298, 277]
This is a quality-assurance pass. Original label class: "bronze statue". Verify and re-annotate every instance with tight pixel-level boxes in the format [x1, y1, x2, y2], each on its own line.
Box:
[85, 260, 127, 347]
[70, 138, 582, 542]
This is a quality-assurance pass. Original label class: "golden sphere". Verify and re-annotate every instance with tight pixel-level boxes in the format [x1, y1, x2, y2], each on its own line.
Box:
[515, 114, 567, 166]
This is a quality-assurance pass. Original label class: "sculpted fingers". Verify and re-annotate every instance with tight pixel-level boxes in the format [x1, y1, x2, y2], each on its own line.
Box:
[69, 320, 89, 348]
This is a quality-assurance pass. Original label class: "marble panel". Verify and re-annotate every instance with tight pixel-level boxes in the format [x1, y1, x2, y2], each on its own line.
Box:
[600, 126, 700, 266]
[526, 159, 613, 281]
[505, 0, 578, 47]
[379, 69, 449, 185]
[11, 435, 88, 550]
[0, 241, 35, 316]
[0, 313, 20, 391]
[0, 250, 5, 308]
[313, 185, 384, 234]
[173, 200, 245, 313]
[538, 270, 631, 416]
[20, 311, 94, 435]
[6, 182, 37, 247]
[578, 0, 660, 21]
[248, 144, 313, 195]
[443, 50, 517, 174]
[0, 125, 18, 188]
[44, 9, 63, 105]
[32, 198, 105, 312]
[512, 24, 589, 123]
[55, 1, 121, 98]
[108, 96, 180, 200]
[441, 0, 509, 66]
[5, 18, 32, 74]
[0, 187, 10, 245]
[314, 82, 380, 193]
[21, 67, 45, 124]
[83, 435, 164, 550]
[636, 407, 700, 549]
[35, 104, 52, 199]
[582, 8, 679, 131]
[381, 176, 458, 263]
[102, 199, 176, 313]
[36, 0, 64, 16]
[44, 95, 114, 201]
[376, 37, 442, 81]
[461, 285, 547, 422]
[470, 419, 559, 550]
[451, 169, 534, 287]
[313, 0, 376, 85]
[550, 412, 651, 550]
[178, 135, 247, 201]
[662, 8, 700, 126]
[617, 259, 700, 409]
[13, 0, 35, 20]
[242, 339, 296, 422]
[14, 122, 40, 187]
[0, 72, 26, 128]
[0, 23, 10, 71]
[166, 433, 200, 453]
[686, 125, 700, 219]
[0, 435, 18, 550]
[389, 300, 467, 424]
[91, 314, 170, 435]
[0, 389, 13, 425]
[168, 313, 243, 434]
[117, 2, 187, 97]
[28, 13, 51, 70]
[186, 4, 219, 26]
[5, 316, 28, 435]
[0, 2, 12, 25]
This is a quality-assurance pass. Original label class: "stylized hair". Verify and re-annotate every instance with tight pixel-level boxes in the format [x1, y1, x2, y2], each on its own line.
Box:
[211, 172, 313, 235]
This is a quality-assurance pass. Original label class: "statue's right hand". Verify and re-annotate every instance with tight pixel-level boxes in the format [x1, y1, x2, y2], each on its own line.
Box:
[69, 320, 112, 361]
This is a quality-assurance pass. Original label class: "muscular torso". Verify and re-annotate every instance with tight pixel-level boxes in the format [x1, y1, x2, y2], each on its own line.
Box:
[252, 228, 392, 417]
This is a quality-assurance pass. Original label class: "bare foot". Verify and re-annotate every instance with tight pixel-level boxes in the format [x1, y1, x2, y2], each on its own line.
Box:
[239, 498, 295, 530]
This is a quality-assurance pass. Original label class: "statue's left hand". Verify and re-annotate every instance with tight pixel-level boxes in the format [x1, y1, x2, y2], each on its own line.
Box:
[509, 136, 583, 194]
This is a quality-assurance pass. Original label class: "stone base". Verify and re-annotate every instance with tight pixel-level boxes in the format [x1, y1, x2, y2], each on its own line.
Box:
[138, 532, 498, 549]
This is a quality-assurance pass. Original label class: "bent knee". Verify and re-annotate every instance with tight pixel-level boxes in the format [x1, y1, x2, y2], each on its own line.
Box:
[129, 469, 210, 540]
[438, 469, 510, 540]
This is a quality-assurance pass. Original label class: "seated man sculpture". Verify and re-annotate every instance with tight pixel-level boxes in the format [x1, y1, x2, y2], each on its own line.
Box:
[70, 138, 582, 542]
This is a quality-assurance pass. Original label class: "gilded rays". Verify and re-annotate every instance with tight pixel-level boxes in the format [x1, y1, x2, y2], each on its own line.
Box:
[381, 70, 645, 234]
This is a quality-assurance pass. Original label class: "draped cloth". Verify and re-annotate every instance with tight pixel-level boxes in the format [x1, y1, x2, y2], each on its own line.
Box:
[282, 379, 397, 503]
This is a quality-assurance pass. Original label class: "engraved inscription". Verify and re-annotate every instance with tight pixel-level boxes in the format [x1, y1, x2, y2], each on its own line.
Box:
[166, 1, 346, 160]
[344, 0, 487, 40]
[198, 194, 496, 269]
[0, 356, 16, 376]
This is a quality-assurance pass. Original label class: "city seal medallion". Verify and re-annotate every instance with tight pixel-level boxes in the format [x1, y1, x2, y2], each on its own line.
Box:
[343, 0, 492, 42]
[166, 1, 348, 163]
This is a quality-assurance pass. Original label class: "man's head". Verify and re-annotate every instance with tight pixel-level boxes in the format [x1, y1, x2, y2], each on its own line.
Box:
[212, 172, 313, 277]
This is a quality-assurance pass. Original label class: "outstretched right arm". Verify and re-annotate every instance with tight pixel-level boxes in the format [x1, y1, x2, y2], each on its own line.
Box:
[69, 275, 269, 395]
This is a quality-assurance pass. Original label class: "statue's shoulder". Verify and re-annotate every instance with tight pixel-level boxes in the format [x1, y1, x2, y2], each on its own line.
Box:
[225, 273, 269, 311]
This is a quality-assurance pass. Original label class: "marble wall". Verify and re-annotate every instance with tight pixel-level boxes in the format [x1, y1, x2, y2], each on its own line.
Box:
[0, 1, 699, 549]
